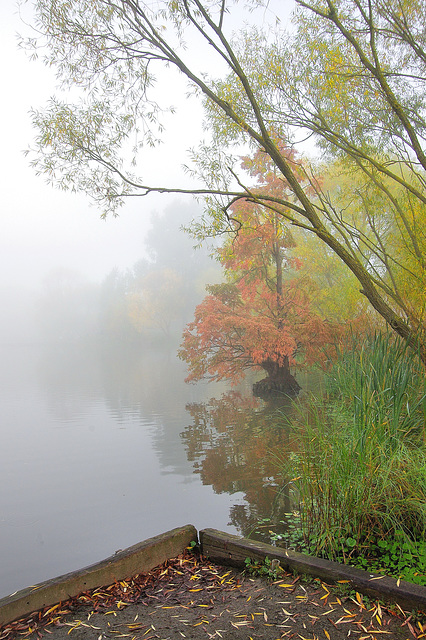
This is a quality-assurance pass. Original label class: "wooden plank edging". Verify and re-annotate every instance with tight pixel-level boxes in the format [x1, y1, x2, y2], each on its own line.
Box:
[0, 524, 197, 627]
[200, 527, 426, 612]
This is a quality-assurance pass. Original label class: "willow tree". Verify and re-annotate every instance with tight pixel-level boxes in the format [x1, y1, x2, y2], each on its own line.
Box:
[25, 0, 426, 359]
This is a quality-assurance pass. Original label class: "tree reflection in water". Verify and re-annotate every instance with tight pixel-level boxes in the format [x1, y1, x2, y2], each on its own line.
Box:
[181, 391, 298, 541]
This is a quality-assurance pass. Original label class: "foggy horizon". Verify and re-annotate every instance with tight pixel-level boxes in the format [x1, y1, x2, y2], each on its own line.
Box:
[1, 2, 207, 303]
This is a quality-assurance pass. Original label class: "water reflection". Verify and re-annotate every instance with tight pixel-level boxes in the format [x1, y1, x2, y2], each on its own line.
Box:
[0, 340, 314, 599]
[0, 342, 235, 599]
[181, 391, 296, 540]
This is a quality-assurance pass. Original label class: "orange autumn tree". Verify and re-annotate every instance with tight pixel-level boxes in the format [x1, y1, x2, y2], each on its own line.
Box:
[179, 146, 339, 395]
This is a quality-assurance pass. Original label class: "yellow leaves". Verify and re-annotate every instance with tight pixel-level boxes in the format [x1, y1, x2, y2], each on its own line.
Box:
[320, 584, 330, 600]
[42, 603, 62, 617]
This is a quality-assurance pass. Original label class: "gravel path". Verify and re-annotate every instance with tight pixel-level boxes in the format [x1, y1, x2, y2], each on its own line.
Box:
[1, 552, 423, 640]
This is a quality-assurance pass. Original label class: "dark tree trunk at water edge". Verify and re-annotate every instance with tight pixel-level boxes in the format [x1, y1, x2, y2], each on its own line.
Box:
[253, 356, 300, 397]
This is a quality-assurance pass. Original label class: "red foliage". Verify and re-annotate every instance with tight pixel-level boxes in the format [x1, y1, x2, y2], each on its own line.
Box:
[179, 145, 340, 384]
[180, 278, 336, 383]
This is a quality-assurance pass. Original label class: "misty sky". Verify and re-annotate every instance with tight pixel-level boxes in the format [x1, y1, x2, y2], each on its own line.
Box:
[0, 1, 206, 293]
[1, 0, 294, 293]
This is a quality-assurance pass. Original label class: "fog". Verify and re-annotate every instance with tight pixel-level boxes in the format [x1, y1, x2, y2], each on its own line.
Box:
[0, 0, 294, 320]
[0, 1, 210, 347]
[0, 3, 227, 590]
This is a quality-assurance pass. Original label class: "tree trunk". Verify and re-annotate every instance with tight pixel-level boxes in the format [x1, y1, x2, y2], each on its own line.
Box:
[253, 356, 301, 397]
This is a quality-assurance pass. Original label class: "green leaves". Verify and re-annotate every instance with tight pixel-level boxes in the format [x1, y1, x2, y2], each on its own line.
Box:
[29, 97, 137, 214]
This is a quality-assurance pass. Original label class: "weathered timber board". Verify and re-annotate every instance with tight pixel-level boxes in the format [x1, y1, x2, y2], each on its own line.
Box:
[200, 527, 426, 612]
[0, 524, 197, 626]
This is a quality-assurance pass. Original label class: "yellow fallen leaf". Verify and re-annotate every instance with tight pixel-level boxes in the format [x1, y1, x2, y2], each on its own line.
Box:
[43, 603, 61, 617]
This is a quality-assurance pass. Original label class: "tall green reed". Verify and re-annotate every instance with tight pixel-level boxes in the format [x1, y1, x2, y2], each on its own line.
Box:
[288, 332, 426, 562]
[329, 332, 426, 446]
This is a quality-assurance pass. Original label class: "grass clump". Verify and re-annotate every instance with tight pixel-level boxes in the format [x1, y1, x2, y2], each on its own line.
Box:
[287, 332, 426, 584]
[244, 556, 283, 580]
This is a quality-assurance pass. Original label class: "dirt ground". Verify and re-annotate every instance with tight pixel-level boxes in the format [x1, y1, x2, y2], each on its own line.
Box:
[1, 552, 424, 640]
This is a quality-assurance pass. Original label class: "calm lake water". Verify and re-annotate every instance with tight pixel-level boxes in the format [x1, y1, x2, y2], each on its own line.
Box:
[0, 341, 309, 599]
